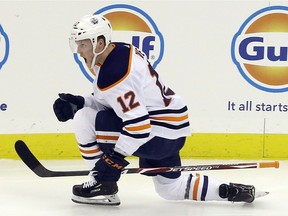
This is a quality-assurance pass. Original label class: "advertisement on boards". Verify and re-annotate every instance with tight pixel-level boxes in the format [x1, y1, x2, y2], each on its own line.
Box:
[0, 1, 288, 158]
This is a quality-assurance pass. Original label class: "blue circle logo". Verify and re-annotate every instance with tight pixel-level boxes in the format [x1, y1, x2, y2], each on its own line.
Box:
[231, 6, 288, 93]
[0, 25, 9, 70]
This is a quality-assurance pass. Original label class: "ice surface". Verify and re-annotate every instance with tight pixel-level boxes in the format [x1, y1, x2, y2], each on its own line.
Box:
[0, 159, 286, 216]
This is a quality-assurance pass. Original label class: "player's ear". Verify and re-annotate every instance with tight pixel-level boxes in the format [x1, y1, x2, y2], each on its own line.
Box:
[97, 37, 105, 47]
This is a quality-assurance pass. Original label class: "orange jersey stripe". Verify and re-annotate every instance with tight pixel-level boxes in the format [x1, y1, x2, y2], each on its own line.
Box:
[125, 123, 151, 131]
[79, 148, 101, 154]
[96, 135, 119, 141]
[150, 114, 189, 122]
[193, 173, 200, 200]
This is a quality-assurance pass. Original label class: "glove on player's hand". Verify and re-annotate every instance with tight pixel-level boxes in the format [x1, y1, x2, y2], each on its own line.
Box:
[53, 93, 84, 122]
[92, 150, 129, 182]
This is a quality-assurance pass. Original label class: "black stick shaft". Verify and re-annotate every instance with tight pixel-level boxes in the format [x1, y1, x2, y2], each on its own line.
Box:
[14, 140, 279, 178]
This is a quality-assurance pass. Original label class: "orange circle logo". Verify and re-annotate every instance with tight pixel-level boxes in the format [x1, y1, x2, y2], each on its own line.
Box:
[232, 6, 288, 92]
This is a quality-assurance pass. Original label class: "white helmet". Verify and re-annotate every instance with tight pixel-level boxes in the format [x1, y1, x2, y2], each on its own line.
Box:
[69, 14, 112, 68]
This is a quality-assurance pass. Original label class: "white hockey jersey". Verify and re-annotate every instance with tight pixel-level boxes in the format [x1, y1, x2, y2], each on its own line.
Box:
[86, 42, 191, 156]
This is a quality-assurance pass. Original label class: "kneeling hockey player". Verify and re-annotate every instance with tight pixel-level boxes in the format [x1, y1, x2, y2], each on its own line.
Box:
[53, 14, 258, 206]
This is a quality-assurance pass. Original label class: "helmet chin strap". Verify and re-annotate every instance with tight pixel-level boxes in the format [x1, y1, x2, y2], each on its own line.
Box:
[90, 53, 98, 69]
[89, 43, 109, 69]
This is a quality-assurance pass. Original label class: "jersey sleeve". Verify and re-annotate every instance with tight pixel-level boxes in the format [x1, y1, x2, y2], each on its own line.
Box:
[84, 94, 107, 112]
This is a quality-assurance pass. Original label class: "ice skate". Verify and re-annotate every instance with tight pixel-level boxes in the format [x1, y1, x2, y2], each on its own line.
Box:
[255, 190, 269, 199]
[71, 180, 120, 206]
[219, 183, 256, 203]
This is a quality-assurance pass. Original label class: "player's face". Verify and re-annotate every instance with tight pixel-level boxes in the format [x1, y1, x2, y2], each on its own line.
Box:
[76, 39, 94, 67]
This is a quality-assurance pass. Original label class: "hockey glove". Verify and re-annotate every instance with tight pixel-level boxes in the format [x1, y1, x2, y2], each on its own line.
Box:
[92, 150, 129, 182]
[53, 93, 84, 122]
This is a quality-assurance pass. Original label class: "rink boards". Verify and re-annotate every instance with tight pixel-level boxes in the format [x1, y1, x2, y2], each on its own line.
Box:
[1, 1, 288, 159]
[1, 133, 287, 159]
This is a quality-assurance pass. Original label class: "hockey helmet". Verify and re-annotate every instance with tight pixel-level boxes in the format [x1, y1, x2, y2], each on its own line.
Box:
[69, 14, 112, 67]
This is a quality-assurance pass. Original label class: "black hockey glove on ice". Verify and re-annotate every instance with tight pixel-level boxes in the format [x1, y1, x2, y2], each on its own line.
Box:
[92, 150, 129, 182]
[53, 93, 84, 122]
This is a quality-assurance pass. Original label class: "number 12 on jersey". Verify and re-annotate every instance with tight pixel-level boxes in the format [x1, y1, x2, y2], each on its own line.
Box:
[117, 91, 140, 113]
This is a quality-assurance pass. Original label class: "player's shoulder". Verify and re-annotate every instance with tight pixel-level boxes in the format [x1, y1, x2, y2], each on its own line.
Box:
[97, 42, 132, 91]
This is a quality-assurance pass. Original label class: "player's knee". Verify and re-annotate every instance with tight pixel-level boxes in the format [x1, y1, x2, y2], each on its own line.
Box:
[153, 175, 186, 200]
[73, 107, 98, 144]
[74, 107, 96, 125]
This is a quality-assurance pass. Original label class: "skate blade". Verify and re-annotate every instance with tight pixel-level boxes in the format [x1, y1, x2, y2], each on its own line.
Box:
[255, 191, 269, 199]
[71, 194, 120, 206]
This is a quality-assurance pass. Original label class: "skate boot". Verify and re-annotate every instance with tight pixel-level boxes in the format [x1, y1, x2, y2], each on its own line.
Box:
[219, 183, 255, 203]
[71, 180, 120, 206]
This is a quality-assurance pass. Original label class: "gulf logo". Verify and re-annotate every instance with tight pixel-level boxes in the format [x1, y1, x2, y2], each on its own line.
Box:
[231, 6, 288, 93]
[0, 24, 9, 70]
[74, 4, 164, 82]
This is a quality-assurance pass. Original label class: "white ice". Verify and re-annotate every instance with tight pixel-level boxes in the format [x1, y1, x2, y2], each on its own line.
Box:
[0, 159, 286, 216]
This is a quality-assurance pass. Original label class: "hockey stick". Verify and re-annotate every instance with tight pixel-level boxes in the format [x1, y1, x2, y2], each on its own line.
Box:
[15, 140, 279, 178]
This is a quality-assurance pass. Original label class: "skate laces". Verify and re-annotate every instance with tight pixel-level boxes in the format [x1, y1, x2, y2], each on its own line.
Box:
[82, 180, 97, 189]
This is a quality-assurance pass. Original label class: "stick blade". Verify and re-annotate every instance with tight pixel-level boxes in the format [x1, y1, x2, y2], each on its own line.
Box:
[15, 140, 89, 177]
[15, 140, 50, 177]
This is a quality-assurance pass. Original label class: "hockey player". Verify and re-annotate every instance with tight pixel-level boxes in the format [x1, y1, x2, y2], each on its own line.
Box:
[53, 14, 257, 206]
